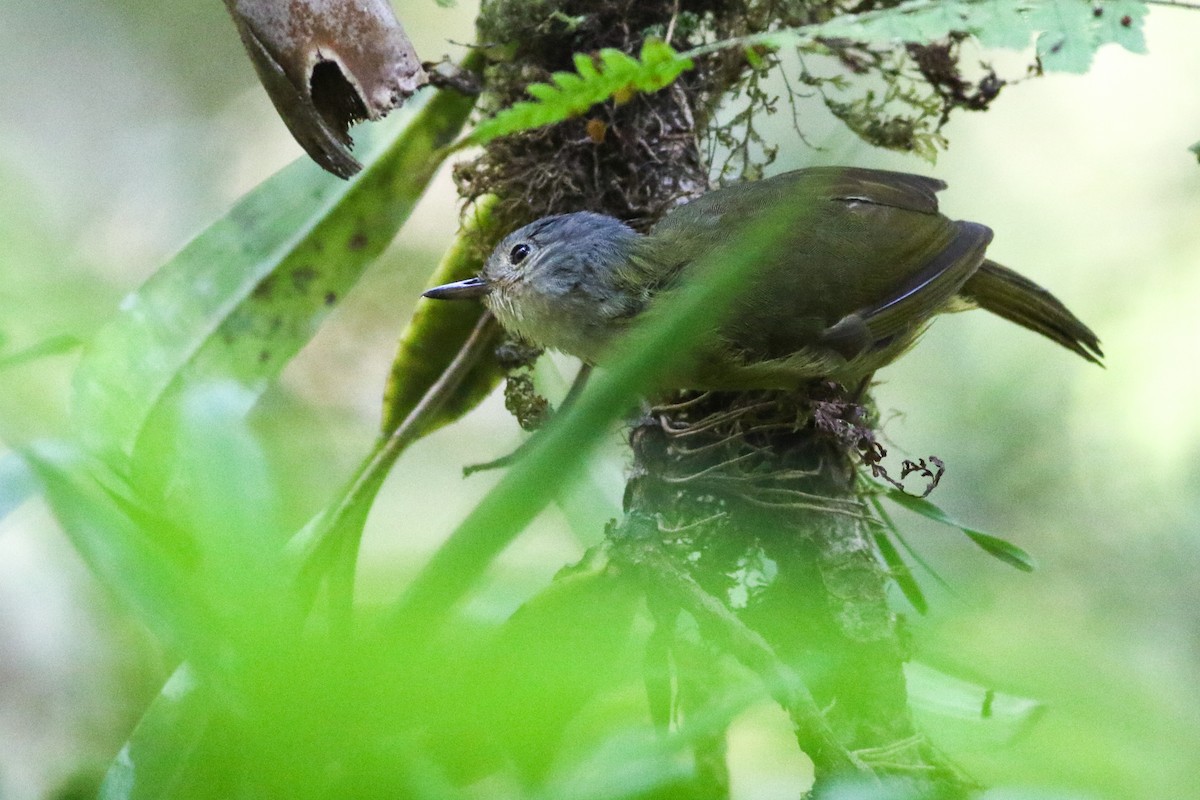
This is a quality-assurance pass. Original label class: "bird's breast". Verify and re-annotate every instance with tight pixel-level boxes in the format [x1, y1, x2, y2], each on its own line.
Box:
[486, 282, 624, 364]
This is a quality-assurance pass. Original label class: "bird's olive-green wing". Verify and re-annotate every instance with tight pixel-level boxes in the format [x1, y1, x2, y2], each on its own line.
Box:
[649, 167, 945, 243]
[851, 220, 991, 340]
[631, 167, 989, 360]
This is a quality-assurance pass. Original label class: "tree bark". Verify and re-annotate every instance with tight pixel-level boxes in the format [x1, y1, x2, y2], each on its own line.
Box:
[615, 390, 973, 793]
[461, 0, 977, 794]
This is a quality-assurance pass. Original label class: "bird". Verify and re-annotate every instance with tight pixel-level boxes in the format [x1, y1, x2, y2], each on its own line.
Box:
[423, 167, 1102, 389]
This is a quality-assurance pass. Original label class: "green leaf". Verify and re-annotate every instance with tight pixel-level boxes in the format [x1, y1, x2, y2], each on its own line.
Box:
[92, 383, 326, 800]
[881, 487, 1037, 572]
[381, 198, 504, 436]
[25, 443, 205, 651]
[100, 666, 215, 800]
[40, 378, 310, 666]
[71, 85, 476, 466]
[867, 499, 929, 614]
[475, 551, 642, 778]
[905, 661, 1045, 747]
[1190, 140, 1200, 163]
[539, 678, 768, 800]
[386, 195, 825, 643]
[1029, 1, 1148, 73]
[0, 333, 81, 371]
[468, 39, 694, 145]
[164, 382, 293, 625]
[742, 0, 1149, 75]
[537, 728, 695, 800]
[959, 527, 1038, 572]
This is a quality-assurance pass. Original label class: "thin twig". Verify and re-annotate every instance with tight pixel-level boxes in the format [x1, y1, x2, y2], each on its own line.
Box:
[760, 467, 824, 481]
[737, 484, 864, 508]
[287, 312, 499, 626]
[666, 429, 771, 457]
[655, 511, 730, 534]
[650, 390, 714, 413]
[657, 401, 778, 436]
[739, 494, 876, 520]
[664, 0, 681, 45]
[656, 451, 761, 484]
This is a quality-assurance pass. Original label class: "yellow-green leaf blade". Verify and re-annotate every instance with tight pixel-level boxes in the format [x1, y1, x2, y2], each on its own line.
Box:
[72, 86, 476, 465]
[381, 198, 505, 436]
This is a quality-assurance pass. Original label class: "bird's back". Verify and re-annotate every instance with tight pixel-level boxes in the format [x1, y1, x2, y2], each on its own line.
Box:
[624, 167, 985, 383]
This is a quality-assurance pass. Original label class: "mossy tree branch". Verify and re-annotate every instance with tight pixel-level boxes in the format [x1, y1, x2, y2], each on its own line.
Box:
[456, 0, 981, 796]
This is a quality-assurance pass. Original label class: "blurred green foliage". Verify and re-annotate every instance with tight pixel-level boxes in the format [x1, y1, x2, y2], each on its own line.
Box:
[1, 1, 1198, 799]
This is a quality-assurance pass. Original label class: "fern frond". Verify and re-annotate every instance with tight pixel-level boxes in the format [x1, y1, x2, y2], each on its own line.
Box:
[468, 40, 693, 146]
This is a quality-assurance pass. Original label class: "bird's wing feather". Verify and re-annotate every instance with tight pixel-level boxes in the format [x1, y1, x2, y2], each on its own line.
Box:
[852, 220, 993, 341]
[816, 167, 946, 214]
[628, 168, 990, 364]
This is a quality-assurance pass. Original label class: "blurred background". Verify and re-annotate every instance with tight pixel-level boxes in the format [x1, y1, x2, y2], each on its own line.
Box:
[0, 2, 1197, 798]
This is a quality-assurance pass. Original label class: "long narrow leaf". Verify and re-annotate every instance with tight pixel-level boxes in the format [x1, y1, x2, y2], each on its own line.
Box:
[386, 197, 823, 641]
[100, 666, 214, 800]
[905, 661, 1045, 747]
[867, 488, 961, 602]
[98, 384, 304, 800]
[381, 198, 504, 436]
[71, 85, 476, 465]
[25, 444, 204, 652]
[866, 497, 928, 614]
[882, 487, 1037, 572]
[0, 334, 81, 371]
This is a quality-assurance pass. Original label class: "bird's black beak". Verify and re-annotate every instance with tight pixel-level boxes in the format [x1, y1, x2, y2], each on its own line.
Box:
[422, 276, 490, 300]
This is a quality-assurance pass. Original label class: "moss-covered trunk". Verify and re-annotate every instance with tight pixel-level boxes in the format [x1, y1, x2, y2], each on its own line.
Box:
[617, 389, 973, 794]
[461, 0, 976, 794]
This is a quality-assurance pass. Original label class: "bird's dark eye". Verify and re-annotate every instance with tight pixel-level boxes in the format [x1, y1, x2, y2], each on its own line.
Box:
[509, 243, 532, 265]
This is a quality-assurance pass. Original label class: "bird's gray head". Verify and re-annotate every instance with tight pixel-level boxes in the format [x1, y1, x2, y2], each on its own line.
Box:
[423, 212, 641, 359]
[483, 212, 637, 298]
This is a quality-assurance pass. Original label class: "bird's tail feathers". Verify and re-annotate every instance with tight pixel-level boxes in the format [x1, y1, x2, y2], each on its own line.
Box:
[961, 260, 1103, 365]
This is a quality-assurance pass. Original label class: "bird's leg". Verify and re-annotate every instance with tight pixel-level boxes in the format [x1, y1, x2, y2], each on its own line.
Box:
[463, 364, 594, 477]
